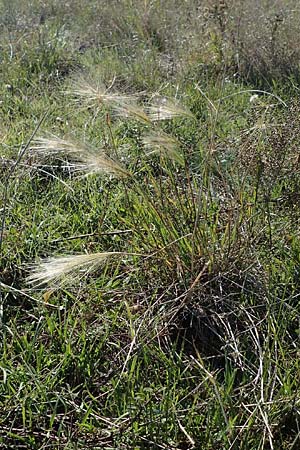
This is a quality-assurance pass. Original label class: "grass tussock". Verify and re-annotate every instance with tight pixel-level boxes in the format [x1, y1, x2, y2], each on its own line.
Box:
[2, 1, 300, 449]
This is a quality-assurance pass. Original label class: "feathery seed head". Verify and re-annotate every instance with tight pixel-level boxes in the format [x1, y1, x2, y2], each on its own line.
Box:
[32, 135, 131, 178]
[111, 101, 151, 124]
[68, 77, 133, 108]
[68, 76, 146, 122]
[142, 130, 185, 166]
[27, 252, 125, 287]
[68, 77, 151, 123]
[146, 97, 194, 121]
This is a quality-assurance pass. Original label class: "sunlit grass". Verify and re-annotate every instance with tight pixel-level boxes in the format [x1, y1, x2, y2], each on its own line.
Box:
[1, 1, 300, 449]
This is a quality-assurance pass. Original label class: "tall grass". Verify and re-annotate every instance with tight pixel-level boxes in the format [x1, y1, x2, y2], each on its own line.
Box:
[20, 73, 299, 449]
[1, 1, 300, 449]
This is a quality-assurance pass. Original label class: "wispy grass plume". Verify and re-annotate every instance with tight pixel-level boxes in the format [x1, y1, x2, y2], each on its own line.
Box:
[27, 252, 126, 287]
[147, 97, 195, 121]
[69, 76, 151, 123]
[142, 130, 185, 166]
[68, 78, 194, 124]
[32, 135, 131, 178]
[68, 76, 133, 109]
[112, 101, 151, 124]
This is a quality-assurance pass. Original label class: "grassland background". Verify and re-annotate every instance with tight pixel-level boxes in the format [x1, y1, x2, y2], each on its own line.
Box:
[1, 1, 300, 449]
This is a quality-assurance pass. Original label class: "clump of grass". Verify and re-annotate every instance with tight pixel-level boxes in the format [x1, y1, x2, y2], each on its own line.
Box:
[3, 3, 300, 448]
